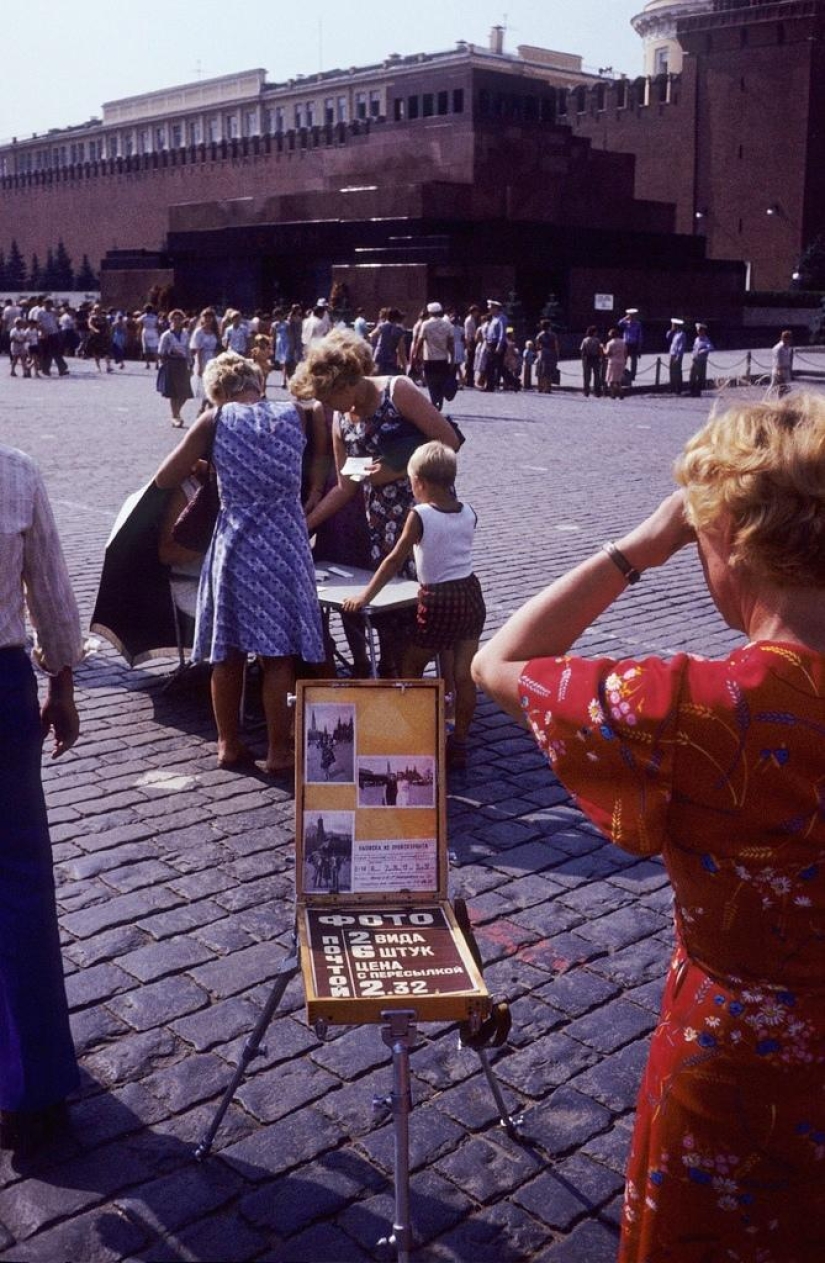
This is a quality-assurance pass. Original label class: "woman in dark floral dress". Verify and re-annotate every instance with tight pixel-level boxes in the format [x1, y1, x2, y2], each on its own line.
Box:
[293, 329, 459, 674]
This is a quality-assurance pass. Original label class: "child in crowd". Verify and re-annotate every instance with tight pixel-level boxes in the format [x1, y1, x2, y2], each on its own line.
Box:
[249, 333, 273, 392]
[9, 317, 29, 376]
[342, 441, 485, 767]
[521, 340, 536, 390]
[503, 335, 522, 391]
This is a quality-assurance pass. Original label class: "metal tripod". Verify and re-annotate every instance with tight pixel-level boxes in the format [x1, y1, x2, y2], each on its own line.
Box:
[193, 938, 521, 1259]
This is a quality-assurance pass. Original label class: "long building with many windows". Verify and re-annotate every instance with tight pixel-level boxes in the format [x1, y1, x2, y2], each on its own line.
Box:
[0, 18, 776, 326]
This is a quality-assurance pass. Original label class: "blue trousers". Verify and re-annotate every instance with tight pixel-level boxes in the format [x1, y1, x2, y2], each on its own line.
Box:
[0, 649, 78, 1110]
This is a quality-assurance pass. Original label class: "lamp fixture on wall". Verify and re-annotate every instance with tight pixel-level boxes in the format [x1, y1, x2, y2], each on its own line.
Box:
[694, 208, 708, 221]
[766, 204, 780, 216]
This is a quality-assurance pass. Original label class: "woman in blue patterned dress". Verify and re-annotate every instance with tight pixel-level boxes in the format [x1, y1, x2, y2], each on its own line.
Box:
[293, 329, 460, 674]
[155, 352, 326, 773]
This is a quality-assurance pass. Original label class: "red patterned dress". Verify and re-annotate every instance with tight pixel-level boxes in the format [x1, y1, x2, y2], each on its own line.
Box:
[519, 643, 825, 1263]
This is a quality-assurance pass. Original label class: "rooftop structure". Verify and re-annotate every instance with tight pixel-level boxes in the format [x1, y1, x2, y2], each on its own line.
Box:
[0, 30, 603, 176]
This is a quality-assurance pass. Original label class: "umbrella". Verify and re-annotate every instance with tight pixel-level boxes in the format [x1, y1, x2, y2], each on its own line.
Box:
[91, 481, 194, 667]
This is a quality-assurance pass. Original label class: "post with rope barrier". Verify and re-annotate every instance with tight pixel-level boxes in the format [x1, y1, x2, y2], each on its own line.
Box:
[746, 350, 752, 382]
[655, 357, 661, 389]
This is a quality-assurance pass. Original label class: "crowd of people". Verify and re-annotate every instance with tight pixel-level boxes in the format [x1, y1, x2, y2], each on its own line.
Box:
[5, 291, 798, 413]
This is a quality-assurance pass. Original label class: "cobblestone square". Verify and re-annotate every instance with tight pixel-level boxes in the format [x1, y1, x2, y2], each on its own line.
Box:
[0, 362, 773, 1261]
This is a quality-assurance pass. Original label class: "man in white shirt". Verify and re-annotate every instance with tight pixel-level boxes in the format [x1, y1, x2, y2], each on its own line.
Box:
[37, 299, 70, 376]
[770, 329, 793, 396]
[412, 301, 454, 411]
[302, 299, 331, 353]
[463, 305, 480, 387]
[0, 442, 82, 1152]
[1, 299, 20, 355]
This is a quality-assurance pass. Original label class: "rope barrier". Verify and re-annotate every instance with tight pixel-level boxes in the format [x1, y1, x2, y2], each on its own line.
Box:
[790, 351, 825, 367]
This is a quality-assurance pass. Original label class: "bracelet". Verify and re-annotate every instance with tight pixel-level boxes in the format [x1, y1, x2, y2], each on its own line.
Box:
[602, 540, 641, 585]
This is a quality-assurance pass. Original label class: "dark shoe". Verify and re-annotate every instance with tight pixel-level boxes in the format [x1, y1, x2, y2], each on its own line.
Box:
[446, 736, 468, 770]
[0, 1102, 70, 1154]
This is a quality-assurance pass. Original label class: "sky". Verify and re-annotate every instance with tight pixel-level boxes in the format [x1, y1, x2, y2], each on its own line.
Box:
[2, 1, 646, 143]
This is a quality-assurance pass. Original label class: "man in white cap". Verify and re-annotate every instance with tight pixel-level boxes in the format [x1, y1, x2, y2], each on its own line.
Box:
[483, 299, 508, 392]
[618, 307, 643, 381]
[665, 318, 686, 395]
[412, 301, 454, 410]
[302, 299, 331, 354]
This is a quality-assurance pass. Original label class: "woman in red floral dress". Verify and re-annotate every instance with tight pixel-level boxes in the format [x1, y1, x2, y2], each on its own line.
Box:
[473, 394, 825, 1262]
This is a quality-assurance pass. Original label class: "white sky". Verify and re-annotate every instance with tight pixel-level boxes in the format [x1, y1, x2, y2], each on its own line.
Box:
[3, 1, 645, 143]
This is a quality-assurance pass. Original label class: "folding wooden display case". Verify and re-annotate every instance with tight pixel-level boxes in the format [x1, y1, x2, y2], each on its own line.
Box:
[295, 680, 490, 1027]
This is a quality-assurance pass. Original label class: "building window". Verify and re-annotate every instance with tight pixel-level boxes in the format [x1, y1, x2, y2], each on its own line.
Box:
[244, 109, 258, 136]
[452, 88, 464, 113]
[355, 92, 367, 120]
[208, 117, 219, 142]
[653, 46, 669, 75]
[294, 104, 304, 129]
[225, 114, 239, 139]
[189, 120, 201, 145]
[596, 83, 606, 111]
[171, 123, 183, 147]
[557, 89, 568, 117]
[325, 97, 334, 124]
[423, 92, 434, 117]
[154, 126, 165, 150]
[275, 107, 285, 133]
[437, 90, 448, 116]
[408, 95, 420, 120]
[125, 136, 134, 156]
[369, 90, 381, 118]
[394, 97, 405, 122]
[617, 79, 628, 108]
[575, 86, 587, 114]
[337, 95, 347, 122]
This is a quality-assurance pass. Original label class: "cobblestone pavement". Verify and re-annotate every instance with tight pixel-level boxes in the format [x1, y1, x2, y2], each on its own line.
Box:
[0, 363, 781, 1262]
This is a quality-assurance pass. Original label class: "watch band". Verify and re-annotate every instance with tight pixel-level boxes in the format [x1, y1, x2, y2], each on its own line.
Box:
[602, 540, 641, 585]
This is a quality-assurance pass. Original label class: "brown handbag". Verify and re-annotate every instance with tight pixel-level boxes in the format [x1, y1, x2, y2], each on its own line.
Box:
[170, 408, 221, 553]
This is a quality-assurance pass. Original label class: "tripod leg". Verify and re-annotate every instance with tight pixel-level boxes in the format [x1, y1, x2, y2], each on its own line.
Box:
[475, 1047, 523, 1138]
[193, 944, 299, 1161]
[378, 1011, 416, 1263]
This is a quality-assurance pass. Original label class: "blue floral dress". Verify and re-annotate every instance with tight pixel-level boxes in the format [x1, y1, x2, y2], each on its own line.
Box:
[520, 642, 825, 1263]
[194, 401, 324, 663]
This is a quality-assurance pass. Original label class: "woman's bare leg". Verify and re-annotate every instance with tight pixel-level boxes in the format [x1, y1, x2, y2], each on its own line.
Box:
[260, 655, 296, 771]
[211, 650, 249, 765]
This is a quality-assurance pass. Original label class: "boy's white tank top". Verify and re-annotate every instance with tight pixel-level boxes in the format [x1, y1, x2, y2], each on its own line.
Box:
[412, 502, 477, 585]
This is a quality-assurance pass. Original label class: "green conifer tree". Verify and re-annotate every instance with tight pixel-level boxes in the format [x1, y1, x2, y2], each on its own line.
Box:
[7, 240, 26, 289]
[54, 239, 74, 289]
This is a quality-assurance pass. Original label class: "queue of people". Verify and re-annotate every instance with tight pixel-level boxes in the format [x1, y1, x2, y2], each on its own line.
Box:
[7, 291, 777, 408]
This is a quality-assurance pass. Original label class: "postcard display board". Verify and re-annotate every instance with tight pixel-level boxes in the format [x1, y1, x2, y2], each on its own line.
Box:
[295, 679, 490, 1028]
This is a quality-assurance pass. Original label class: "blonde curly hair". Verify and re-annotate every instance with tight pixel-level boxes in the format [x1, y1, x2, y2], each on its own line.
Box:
[290, 328, 375, 402]
[203, 352, 262, 403]
[674, 392, 825, 587]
